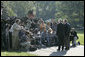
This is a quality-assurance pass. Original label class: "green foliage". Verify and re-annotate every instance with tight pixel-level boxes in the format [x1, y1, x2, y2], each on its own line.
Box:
[55, 1, 84, 27]
[1, 1, 84, 27]
[7, 7, 17, 16]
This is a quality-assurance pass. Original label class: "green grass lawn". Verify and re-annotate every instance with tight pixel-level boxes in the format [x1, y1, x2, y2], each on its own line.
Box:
[77, 30, 84, 45]
[1, 51, 37, 56]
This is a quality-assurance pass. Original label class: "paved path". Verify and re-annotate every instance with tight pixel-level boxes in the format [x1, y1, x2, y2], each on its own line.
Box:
[28, 45, 84, 56]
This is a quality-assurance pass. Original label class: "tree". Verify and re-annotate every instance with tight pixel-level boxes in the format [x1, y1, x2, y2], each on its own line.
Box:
[55, 1, 84, 27]
[1, 1, 84, 27]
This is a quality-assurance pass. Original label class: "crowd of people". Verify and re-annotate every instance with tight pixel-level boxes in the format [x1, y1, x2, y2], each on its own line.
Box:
[1, 10, 80, 51]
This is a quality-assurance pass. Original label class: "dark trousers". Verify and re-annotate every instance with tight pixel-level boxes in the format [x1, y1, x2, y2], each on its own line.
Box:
[58, 35, 65, 50]
[9, 32, 12, 49]
[6, 32, 10, 50]
[64, 36, 70, 50]
[1, 33, 7, 50]
[58, 39, 64, 50]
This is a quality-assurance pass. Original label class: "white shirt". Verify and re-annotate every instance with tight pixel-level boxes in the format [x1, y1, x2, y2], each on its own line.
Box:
[9, 25, 14, 32]
[9, 23, 22, 32]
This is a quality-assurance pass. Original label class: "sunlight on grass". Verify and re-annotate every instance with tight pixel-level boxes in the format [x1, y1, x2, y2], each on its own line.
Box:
[1, 51, 37, 56]
[75, 30, 84, 45]
[77, 33, 84, 45]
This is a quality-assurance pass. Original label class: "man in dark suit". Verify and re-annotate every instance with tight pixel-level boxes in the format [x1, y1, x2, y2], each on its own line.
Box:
[63, 19, 71, 50]
[57, 19, 65, 51]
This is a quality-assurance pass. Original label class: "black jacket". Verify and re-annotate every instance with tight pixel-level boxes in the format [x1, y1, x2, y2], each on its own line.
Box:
[70, 31, 78, 41]
[57, 23, 64, 37]
[63, 23, 71, 36]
